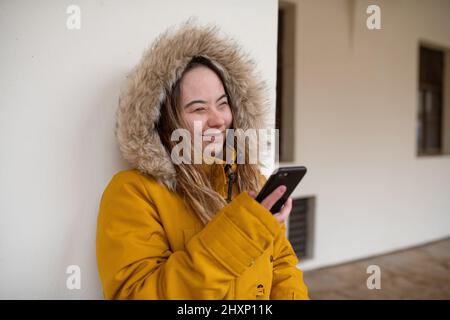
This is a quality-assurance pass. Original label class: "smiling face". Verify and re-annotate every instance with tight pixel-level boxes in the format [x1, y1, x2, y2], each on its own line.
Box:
[179, 65, 233, 157]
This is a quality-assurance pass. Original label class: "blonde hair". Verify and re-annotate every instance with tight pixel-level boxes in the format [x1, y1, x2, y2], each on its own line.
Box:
[156, 56, 262, 225]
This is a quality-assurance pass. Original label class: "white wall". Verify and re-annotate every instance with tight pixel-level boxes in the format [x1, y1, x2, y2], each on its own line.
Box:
[0, 0, 278, 299]
[283, 0, 450, 270]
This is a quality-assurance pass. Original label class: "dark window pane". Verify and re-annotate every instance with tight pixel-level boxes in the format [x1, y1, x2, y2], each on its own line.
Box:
[417, 46, 444, 155]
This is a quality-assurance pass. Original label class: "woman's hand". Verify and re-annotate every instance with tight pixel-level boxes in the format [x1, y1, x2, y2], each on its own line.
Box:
[248, 186, 293, 225]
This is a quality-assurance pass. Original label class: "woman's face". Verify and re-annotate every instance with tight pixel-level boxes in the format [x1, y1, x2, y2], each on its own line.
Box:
[179, 65, 233, 157]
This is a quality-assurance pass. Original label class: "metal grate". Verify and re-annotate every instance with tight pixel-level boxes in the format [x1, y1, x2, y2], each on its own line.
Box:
[288, 197, 315, 259]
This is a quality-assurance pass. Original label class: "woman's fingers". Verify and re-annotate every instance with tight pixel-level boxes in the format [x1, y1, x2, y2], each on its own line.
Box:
[248, 187, 292, 224]
[260, 185, 286, 211]
[274, 197, 293, 224]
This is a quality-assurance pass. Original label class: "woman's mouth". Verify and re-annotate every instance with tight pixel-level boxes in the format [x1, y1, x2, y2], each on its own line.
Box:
[204, 135, 221, 142]
[203, 131, 225, 143]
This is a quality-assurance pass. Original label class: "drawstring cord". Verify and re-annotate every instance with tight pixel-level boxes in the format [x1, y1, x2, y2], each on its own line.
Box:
[224, 164, 234, 203]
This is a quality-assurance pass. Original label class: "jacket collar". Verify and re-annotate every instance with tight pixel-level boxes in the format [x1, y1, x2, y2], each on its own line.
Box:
[202, 147, 237, 185]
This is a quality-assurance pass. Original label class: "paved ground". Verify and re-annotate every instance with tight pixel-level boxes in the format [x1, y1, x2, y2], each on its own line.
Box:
[303, 237, 450, 299]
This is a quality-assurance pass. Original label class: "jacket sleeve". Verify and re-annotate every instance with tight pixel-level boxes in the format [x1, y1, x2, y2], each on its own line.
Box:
[270, 223, 310, 299]
[258, 172, 309, 299]
[96, 172, 283, 299]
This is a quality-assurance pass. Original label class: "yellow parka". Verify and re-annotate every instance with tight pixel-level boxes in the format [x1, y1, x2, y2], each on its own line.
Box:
[96, 21, 309, 300]
[97, 165, 309, 299]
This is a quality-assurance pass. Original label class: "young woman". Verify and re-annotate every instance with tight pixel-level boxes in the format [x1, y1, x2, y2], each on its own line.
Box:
[96, 21, 309, 300]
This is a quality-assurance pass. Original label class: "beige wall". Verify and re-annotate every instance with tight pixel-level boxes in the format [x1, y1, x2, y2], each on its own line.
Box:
[279, 0, 450, 270]
[0, 0, 278, 299]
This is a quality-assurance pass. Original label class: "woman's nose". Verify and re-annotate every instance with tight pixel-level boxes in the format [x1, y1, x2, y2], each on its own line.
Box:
[206, 107, 225, 128]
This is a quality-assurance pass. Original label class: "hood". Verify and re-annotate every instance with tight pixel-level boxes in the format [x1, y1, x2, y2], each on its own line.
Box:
[115, 20, 270, 191]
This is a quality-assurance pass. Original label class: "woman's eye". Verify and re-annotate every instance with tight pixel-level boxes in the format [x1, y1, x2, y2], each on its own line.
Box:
[193, 107, 206, 112]
[219, 101, 229, 107]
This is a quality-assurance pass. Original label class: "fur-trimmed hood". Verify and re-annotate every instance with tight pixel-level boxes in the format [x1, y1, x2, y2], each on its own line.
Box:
[115, 20, 270, 191]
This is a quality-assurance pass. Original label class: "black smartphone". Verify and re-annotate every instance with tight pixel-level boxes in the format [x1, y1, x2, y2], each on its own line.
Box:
[255, 166, 307, 214]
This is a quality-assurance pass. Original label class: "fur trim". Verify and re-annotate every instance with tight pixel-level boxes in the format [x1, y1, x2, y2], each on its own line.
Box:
[115, 19, 270, 191]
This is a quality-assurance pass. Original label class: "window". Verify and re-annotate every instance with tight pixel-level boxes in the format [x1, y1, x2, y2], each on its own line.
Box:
[417, 45, 450, 156]
[276, 2, 296, 162]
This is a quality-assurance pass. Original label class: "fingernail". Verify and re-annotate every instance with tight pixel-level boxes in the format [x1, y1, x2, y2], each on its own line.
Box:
[279, 185, 286, 193]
